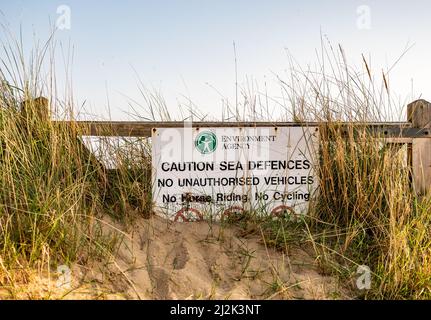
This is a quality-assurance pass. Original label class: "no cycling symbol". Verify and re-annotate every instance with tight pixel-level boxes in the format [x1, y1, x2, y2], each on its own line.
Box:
[195, 131, 217, 154]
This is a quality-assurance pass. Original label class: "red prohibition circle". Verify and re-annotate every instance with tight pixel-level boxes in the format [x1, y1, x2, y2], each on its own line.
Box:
[174, 207, 203, 222]
[271, 205, 295, 217]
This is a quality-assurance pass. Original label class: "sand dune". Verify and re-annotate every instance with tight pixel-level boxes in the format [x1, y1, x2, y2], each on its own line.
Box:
[70, 216, 345, 299]
[2, 216, 347, 299]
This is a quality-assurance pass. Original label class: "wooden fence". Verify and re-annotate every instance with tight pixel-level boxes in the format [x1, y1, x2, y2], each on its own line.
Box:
[26, 97, 431, 195]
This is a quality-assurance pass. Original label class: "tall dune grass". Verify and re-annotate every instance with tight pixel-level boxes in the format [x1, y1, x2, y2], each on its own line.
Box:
[0, 32, 151, 293]
[312, 122, 431, 299]
[264, 44, 431, 299]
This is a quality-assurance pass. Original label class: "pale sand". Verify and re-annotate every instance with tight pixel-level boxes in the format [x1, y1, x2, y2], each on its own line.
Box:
[1, 216, 348, 299]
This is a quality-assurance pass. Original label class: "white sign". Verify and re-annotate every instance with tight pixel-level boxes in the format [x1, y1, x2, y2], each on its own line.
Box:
[152, 126, 319, 221]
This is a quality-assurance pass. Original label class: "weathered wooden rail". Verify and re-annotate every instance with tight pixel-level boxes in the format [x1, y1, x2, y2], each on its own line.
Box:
[28, 98, 431, 195]
[52, 120, 428, 140]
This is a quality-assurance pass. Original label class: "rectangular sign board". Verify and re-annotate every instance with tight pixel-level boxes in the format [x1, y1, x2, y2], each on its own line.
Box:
[152, 126, 319, 221]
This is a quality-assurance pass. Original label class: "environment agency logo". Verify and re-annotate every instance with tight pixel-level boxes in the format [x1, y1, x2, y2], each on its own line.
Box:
[195, 131, 217, 154]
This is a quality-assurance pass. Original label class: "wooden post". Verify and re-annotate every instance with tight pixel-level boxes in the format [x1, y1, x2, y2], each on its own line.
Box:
[408, 99, 431, 195]
[20, 96, 50, 122]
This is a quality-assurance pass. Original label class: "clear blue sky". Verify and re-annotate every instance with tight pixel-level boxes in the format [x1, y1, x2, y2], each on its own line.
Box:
[1, 0, 430, 120]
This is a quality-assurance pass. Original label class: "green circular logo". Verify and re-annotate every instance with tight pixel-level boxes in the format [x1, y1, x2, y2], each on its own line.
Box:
[195, 131, 217, 154]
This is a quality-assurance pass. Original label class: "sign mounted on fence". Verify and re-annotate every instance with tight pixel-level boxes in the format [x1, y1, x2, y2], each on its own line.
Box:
[152, 126, 319, 221]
